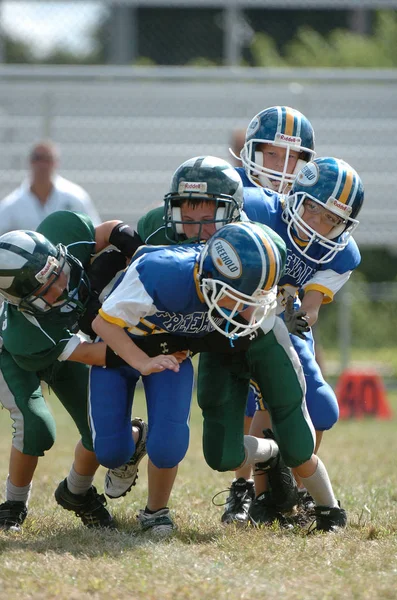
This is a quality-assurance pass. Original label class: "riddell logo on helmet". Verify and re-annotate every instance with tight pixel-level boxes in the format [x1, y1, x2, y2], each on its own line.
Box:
[178, 182, 207, 194]
[326, 197, 352, 215]
[211, 240, 242, 279]
[276, 133, 301, 145]
[35, 255, 59, 284]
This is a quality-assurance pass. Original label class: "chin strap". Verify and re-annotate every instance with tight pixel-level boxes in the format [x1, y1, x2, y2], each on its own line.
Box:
[222, 308, 239, 348]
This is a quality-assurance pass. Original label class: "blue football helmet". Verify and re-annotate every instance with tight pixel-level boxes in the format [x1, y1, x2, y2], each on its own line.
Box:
[164, 155, 244, 242]
[239, 106, 316, 193]
[0, 230, 89, 314]
[198, 221, 285, 338]
[283, 157, 364, 264]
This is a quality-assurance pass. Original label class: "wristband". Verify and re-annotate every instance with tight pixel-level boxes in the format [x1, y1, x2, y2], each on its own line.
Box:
[109, 223, 144, 258]
[105, 346, 129, 368]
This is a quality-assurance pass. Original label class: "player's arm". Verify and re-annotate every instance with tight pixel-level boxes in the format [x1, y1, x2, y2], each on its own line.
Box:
[284, 290, 323, 338]
[301, 267, 353, 328]
[300, 290, 324, 328]
[66, 330, 183, 372]
[94, 221, 144, 256]
[92, 313, 179, 375]
[11, 335, 108, 372]
[67, 340, 107, 366]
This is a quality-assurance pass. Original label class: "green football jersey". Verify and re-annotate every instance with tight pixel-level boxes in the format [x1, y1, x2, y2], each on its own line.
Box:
[137, 206, 171, 245]
[0, 211, 96, 372]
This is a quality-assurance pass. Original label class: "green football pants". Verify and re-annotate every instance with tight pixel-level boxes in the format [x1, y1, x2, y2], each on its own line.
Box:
[0, 349, 93, 456]
[197, 317, 315, 470]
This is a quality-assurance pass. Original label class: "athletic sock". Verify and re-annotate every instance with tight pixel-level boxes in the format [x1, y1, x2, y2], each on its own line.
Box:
[243, 435, 278, 467]
[299, 457, 338, 508]
[6, 476, 32, 506]
[144, 506, 167, 515]
[66, 465, 94, 496]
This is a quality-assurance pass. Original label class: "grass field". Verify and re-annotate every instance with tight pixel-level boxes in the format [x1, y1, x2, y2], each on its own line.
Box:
[1, 383, 397, 600]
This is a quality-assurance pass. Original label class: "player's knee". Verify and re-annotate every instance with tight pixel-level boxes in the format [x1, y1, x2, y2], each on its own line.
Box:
[308, 387, 339, 431]
[38, 430, 55, 453]
[24, 415, 56, 455]
[203, 446, 243, 472]
[205, 457, 240, 472]
[311, 406, 339, 431]
[276, 427, 314, 468]
[95, 437, 134, 469]
[278, 438, 313, 468]
[283, 449, 313, 468]
[147, 425, 189, 468]
[22, 430, 55, 456]
[148, 446, 185, 469]
[202, 424, 245, 471]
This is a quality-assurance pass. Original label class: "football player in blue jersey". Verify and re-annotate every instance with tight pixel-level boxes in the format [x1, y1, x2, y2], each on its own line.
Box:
[89, 220, 300, 535]
[225, 106, 319, 518]
[233, 151, 363, 524]
[226, 106, 361, 523]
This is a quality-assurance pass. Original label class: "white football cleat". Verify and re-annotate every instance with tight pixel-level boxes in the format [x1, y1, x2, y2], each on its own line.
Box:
[104, 418, 148, 499]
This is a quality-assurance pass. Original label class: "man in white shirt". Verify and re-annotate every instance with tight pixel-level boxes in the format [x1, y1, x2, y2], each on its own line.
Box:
[0, 140, 101, 234]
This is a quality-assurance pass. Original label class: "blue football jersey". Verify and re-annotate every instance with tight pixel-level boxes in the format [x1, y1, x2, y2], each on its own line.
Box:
[242, 186, 361, 305]
[235, 166, 256, 188]
[100, 244, 219, 338]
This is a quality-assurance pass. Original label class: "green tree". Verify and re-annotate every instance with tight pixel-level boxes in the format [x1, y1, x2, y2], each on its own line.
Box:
[251, 10, 397, 67]
[3, 34, 34, 63]
[250, 33, 287, 67]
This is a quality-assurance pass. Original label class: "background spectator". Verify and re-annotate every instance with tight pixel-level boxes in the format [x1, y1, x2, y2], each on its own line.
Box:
[0, 140, 101, 235]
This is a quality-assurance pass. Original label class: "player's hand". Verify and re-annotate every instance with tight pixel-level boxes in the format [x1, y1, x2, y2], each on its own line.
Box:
[284, 297, 310, 339]
[138, 354, 180, 375]
[171, 351, 189, 363]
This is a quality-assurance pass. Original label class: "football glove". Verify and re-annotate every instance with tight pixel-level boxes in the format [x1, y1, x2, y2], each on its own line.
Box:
[284, 296, 310, 339]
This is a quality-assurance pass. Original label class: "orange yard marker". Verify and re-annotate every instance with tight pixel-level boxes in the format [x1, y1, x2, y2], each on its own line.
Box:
[336, 369, 393, 420]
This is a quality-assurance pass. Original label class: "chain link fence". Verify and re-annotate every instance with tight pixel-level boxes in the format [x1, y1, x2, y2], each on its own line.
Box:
[0, 66, 395, 242]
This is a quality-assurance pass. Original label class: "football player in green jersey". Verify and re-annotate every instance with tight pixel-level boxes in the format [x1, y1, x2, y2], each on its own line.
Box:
[0, 210, 146, 531]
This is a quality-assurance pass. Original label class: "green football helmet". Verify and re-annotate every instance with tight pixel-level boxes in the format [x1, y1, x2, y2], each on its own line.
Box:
[0, 230, 88, 315]
[164, 155, 244, 242]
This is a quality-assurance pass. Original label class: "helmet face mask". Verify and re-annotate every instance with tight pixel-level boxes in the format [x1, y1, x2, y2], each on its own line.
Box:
[20, 247, 69, 313]
[240, 106, 316, 193]
[198, 221, 283, 339]
[283, 158, 364, 265]
[0, 231, 89, 315]
[165, 196, 240, 242]
[164, 156, 244, 242]
[201, 277, 277, 339]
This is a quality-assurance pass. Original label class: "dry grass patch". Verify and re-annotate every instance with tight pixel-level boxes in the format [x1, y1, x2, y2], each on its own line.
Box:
[1, 387, 397, 599]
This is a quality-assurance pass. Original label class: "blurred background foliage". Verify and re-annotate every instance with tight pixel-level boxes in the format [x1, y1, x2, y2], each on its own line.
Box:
[253, 10, 397, 67]
[4, 9, 397, 68]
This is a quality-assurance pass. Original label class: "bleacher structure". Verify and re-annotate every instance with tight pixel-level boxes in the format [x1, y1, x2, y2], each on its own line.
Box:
[0, 65, 396, 247]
